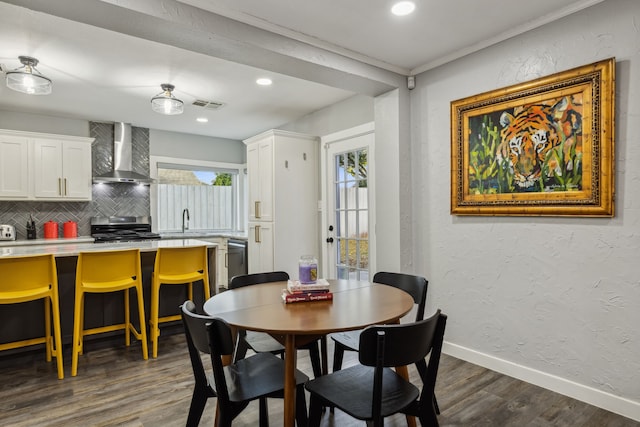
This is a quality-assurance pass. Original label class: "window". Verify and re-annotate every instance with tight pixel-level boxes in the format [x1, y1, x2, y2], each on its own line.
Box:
[151, 157, 245, 232]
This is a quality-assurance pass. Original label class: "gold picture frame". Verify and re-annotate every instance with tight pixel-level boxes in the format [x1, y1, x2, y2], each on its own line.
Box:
[450, 58, 615, 217]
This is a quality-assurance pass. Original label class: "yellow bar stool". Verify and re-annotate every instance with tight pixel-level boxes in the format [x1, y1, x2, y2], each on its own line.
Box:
[72, 248, 148, 376]
[0, 254, 64, 379]
[150, 245, 209, 358]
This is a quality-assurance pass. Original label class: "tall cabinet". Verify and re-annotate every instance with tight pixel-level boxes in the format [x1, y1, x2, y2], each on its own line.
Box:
[244, 130, 319, 276]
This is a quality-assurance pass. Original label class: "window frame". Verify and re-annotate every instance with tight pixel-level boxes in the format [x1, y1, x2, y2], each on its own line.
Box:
[150, 155, 247, 233]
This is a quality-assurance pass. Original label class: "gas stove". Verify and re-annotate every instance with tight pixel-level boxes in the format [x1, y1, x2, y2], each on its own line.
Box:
[91, 216, 161, 243]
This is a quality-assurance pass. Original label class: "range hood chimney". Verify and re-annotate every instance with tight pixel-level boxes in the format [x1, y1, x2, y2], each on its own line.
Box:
[93, 122, 153, 184]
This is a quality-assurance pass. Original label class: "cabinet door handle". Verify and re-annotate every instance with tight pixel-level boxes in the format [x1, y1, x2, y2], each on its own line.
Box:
[255, 225, 261, 243]
[58, 178, 62, 196]
[255, 201, 261, 219]
[64, 178, 68, 196]
[225, 252, 228, 268]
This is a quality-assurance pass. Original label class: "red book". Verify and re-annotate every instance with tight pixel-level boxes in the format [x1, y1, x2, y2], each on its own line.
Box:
[282, 290, 333, 304]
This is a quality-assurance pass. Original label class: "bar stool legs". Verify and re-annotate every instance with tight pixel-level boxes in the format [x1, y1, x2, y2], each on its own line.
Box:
[72, 249, 148, 376]
[150, 246, 210, 358]
[0, 254, 64, 379]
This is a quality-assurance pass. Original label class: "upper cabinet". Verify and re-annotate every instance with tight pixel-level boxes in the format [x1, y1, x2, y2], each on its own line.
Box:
[0, 134, 30, 199]
[33, 138, 92, 199]
[246, 137, 275, 222]
[0, 129, 94, 201]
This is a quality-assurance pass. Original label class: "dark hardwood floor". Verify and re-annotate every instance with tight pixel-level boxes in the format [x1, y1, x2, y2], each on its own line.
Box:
[0, 331, 637, 427]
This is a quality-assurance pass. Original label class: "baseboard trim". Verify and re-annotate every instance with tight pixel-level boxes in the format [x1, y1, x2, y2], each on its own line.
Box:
[442, 341, 640, 422]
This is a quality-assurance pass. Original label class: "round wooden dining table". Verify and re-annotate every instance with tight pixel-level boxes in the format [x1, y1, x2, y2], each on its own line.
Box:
[203, 279, 414, 427]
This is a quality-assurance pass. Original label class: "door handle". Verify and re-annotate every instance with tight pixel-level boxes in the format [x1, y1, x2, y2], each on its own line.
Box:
[255, 225, 261, 243]
[255, 201, 261, 218]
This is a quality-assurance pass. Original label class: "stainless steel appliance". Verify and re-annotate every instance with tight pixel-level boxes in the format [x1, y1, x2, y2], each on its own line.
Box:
[0, 224, 16, 241]
[227, 238, 248, 285]
[91, 216, 161, 243]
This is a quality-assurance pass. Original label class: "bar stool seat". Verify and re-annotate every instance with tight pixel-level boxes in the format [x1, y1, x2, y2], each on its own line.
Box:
[72, 248, 148, 376]
[150, 245, 209, 358]
[0, 254, 64, 379]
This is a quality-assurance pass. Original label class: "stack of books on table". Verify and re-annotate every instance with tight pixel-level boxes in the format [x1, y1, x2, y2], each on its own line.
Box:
[282, 279, 333, 304]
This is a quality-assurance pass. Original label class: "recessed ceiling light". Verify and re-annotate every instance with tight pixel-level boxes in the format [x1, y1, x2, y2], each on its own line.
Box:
[391, 1, 415, 16]
[256, 78, 272, 86]
[196, 117, 208, 123]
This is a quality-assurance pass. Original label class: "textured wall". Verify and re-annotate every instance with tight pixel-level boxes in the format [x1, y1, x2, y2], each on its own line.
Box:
[0, 122, 150, 239]
[412, 0, 639, 407]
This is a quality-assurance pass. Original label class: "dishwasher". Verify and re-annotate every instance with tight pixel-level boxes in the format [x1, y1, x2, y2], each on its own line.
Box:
[227, 239, 248, 286]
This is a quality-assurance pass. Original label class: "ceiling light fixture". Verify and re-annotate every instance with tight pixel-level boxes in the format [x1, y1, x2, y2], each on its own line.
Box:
[256, 78, 272, 86]
[5, 56, 52, 95]
[391, 1, 415, 16]
[151, 83, 184, 115]
[196, 117, 208, 123]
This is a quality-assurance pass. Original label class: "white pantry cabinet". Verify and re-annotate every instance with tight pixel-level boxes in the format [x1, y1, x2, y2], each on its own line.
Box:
[248, 221, 274, 274]
[244, 130, 319, 276]
[0, 129, 94, 201]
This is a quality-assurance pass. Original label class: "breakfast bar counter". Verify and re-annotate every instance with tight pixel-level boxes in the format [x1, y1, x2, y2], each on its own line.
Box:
[0, 238, 216, 257]
[0, 239, 217, 355]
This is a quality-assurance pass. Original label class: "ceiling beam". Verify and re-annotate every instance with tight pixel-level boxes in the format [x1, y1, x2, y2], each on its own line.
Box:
[4, 0, 404, 96]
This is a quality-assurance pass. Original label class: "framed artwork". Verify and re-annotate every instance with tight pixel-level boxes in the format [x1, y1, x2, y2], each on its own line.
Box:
[450, 58, 615, 216]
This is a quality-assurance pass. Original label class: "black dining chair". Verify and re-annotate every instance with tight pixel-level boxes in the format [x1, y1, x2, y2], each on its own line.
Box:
[229, 271, 326, 378]
[305, 310, 447, 427]
[330, 271, 428, 372]
[329, 271, 438, 414]
[181, 300, 309, 427]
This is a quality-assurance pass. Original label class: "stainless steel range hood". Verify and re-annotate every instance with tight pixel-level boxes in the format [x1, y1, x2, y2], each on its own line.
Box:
[92, 122, 154, 184]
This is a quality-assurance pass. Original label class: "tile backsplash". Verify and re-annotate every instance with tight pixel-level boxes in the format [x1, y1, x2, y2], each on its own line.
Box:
[0, 122, 151, 240]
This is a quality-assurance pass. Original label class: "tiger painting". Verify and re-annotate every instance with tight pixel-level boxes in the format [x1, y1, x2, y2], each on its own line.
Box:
[496, 95, 582, 192]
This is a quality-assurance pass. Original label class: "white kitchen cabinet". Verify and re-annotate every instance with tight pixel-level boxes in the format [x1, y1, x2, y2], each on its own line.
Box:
[0, 129, 93, 201]
[248, 221, 274, 274]
[33, 138, 92, 200]
[244, 130, 319, 276]
[0, 135, 30, 199]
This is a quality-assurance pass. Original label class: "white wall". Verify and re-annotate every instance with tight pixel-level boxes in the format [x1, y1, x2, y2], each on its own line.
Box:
[278, 94, 374, 136]
[150, 128, 245, 163]
[412, 0, 639, 419]
[0, 109, 89, 137]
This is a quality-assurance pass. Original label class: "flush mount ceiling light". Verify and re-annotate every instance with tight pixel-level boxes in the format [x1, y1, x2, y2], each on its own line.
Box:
[256, 77, 272, 86]
[151, 83, 184, 115]
[5, 56, 52, 95]
[391, 1, 415, 16]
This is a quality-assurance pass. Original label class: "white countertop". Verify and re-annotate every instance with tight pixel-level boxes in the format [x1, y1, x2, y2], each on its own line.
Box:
[0, 239, 217, 258]
[0, 236, 95, 247]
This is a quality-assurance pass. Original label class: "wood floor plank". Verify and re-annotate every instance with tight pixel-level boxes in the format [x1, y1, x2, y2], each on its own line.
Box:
[0, 333, 637, 426]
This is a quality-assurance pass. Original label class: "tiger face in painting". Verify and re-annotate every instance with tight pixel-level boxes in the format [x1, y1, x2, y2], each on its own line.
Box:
[497, 97, 573, 190]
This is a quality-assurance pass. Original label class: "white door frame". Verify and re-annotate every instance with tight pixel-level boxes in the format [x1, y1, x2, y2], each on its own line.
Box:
[320, 122, 375, 279]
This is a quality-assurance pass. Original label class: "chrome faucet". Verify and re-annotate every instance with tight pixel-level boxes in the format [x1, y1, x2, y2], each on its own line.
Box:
[182, 208, 190, 232]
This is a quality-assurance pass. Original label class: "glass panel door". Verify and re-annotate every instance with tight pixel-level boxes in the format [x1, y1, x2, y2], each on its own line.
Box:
[325, 130, 374, 280]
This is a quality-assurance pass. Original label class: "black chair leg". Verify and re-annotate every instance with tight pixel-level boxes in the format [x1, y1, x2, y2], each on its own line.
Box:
[295, 385, 308, 426]
[186, 387, 209, 427]
[259, 397, 269, 427]
[308, 341, 322, 378]
[234, 330, 250, 362]
[434, 395, 440, 415]
[332, 342, 344, 372]
[308, 395, 323, 427]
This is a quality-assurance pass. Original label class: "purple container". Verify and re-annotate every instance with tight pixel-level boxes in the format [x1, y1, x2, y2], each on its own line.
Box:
[299, 255, 318, 284]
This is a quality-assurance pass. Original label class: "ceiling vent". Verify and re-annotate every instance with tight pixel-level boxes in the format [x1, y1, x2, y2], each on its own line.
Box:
[192, 99, 225, 110]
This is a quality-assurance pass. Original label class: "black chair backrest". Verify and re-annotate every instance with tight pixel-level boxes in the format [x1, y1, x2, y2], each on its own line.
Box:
[373, 271, 428, 321]
[181, 300, 235, 404]
[359, 309, 447, 421]
[229, 271, 290, 289]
